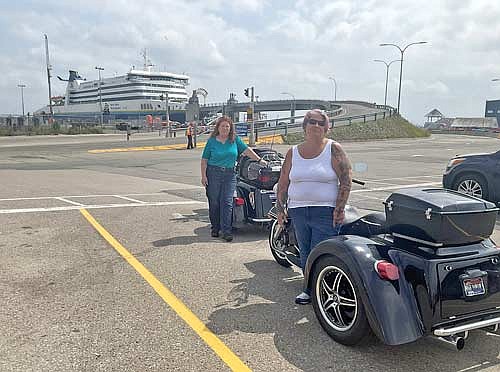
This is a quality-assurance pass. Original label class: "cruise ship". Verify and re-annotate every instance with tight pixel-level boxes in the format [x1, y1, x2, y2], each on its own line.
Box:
[36, 60, 190, 123]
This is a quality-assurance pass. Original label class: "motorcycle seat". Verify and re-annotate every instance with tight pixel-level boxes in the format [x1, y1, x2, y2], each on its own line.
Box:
[341, 206, 389, 237]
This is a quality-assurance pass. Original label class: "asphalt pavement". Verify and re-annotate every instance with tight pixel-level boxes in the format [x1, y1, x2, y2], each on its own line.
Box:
[1, 134, 500, 371]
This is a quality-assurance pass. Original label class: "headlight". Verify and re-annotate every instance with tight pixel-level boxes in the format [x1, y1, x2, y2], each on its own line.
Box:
[446, 158, 465, 169]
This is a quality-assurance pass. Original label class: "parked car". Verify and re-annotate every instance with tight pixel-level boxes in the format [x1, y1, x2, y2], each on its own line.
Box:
[443, 150, 500, 203]
[115, 122, 129, 131]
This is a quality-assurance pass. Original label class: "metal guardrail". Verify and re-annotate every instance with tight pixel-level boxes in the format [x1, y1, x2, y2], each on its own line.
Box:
[239, 106, 396, 137]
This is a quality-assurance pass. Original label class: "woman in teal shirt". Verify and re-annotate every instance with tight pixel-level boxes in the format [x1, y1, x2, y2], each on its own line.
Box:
[201, 116, 266, 241]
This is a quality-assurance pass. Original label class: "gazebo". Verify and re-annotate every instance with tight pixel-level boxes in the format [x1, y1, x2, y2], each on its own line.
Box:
[424, 109, 444, 124]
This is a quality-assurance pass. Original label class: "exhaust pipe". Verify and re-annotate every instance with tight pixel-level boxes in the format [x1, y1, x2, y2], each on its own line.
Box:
[431, 335, 465, 351]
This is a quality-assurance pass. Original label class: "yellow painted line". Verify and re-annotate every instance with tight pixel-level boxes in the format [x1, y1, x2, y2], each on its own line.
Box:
[79, 208, 251, 372]
[88, 135, 283, 153]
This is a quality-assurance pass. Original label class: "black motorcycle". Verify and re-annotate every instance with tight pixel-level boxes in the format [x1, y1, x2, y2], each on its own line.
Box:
[268, 186, 500, 351]
[232, 148, 284, 228]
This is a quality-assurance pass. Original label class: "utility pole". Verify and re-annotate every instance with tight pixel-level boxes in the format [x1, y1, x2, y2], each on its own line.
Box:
[44, 34, 53, 122]
[165, 92, 170, 138]
[160, 92, 170, 137]
[95, 66, 104, 126]
[17, 84, 26, 117]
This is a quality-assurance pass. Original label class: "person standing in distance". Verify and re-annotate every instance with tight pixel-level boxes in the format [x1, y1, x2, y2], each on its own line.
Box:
[186, 122, 194, 149]
[201, 116, 267, 242]
[275, 109, 352, 304]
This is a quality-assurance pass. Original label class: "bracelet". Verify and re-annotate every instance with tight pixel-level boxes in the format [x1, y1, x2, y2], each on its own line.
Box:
[257, 158, 263, 163]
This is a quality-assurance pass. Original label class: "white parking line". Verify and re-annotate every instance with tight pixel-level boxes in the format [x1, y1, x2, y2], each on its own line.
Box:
[363, 175, 442, 182]
[352, 193, 386, 202]
[0, 191, 203, 202]
[54, 197, 84, 206]
[351, 182, 442, 193]
[113, 195, 146, 204]
[0, 200, 206, 214]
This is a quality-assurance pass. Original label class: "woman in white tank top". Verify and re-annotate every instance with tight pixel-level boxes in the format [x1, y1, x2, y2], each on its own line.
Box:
[275, 109, 353, 304]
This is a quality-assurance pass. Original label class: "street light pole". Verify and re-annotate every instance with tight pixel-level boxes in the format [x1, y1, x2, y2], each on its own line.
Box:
[380, 41, 427, 113]
[95, 66, 104, 126]
[17, 84, 26, 117]
[328, 76, 337, 101]
[44, 34, 53, 121]
[281, 92, 295, 136]
[249, 86, 256, 146]
[373, 59, 401, 107]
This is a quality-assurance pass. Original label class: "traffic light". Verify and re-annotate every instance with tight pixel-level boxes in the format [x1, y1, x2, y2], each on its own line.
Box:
[244, 88, 249, 97]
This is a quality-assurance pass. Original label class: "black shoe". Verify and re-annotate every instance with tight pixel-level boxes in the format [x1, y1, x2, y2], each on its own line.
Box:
[295, 292, 311, 305]
[222, 233, 233, 242]
[211, 230, 219, 238]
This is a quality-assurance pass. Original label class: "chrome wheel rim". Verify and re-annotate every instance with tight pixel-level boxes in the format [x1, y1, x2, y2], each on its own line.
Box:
[270, 220, 287, 260]
[316, 265, 357, 331]
[457, 179, 483, 198]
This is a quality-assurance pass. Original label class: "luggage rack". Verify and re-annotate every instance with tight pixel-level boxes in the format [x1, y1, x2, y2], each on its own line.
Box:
[392, 232, 444, 247]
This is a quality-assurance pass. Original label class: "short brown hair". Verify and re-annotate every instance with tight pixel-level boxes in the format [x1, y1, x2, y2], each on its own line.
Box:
[211, 116, 236, 142]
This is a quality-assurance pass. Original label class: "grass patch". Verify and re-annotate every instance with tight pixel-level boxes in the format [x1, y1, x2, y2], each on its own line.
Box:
[284, 115, 429, 144]
[0, 125, 104, 136]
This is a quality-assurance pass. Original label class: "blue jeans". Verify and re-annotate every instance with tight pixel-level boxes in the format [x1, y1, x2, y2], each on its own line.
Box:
[206, 165, 237, 235]
[288, 206, 341, 293]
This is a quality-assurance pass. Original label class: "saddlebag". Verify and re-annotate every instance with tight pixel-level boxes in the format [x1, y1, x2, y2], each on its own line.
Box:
[384, 188, 498, 247]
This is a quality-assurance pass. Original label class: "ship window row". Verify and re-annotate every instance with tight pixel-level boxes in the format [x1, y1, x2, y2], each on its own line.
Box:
[80, 78, 187, 89]
[72, 82, 186, 94]
[128, 75, 188, 84]
[70, 89, 187, 99]
[69, 95, 187, 104]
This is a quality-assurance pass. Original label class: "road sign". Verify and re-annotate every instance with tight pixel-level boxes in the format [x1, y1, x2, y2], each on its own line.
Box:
[235, 122, 248, 137]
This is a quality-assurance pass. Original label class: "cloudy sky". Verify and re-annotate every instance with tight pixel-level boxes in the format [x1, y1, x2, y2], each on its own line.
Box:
[1, 0, 500, 124]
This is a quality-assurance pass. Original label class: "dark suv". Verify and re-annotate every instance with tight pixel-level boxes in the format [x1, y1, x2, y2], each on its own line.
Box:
[443, 150, 500, 203]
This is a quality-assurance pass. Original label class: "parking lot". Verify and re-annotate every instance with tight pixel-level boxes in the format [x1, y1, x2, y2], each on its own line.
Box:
[1, 134, 500, 371]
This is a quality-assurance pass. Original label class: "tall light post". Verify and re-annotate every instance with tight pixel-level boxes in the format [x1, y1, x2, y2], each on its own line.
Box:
[380, 41, 427, 113]
[373, 59, 401, 107]
[281, 92, 295, 135]
[160, 92, 170, 138]
[328, 76, 337, 101]
[95, 66, 104, 125]
[17, 84, 26, 117]
[44, 34, 53, 121]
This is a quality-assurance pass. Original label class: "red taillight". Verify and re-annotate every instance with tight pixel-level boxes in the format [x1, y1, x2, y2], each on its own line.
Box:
[234, 197, 245, 206]
[375, 260, 399, 281]
[258, 175, 271, 183]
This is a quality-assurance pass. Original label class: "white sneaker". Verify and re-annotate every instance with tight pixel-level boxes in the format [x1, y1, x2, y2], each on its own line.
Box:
[295, 292, 311, 305]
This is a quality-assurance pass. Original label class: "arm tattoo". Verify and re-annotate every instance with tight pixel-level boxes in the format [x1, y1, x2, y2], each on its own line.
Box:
[275, 149, 292, 214]
[276, 190, 288, 214]
[332, 143, 352, 210]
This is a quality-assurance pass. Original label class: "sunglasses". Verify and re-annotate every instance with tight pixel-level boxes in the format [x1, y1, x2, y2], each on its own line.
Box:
[307, 118, 327, 126]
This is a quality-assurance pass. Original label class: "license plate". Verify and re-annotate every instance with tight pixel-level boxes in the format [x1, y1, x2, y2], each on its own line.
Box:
[463, 277, 486, 297]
